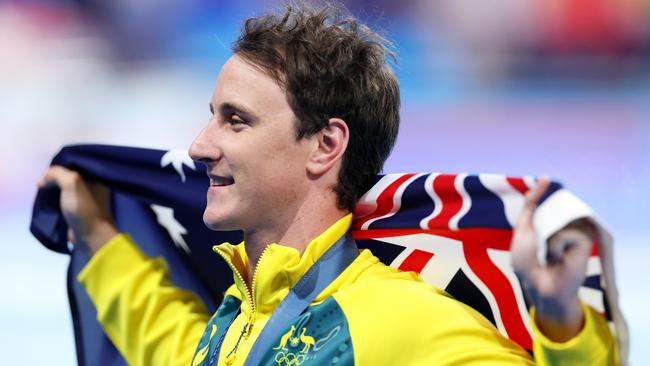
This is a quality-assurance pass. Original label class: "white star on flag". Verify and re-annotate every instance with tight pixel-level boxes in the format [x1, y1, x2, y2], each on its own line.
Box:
[160, 149, 196, 182]
[150, 204, 191, 254]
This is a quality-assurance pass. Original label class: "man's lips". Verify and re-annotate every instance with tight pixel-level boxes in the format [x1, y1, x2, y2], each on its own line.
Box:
[209, 175, 235, 187]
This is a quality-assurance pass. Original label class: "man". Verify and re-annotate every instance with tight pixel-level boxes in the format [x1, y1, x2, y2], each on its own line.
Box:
[38, 3, 617, 365]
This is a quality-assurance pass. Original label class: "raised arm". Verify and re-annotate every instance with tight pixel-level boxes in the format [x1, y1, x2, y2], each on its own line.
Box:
[511, 177, 618, 365]
[38, 165, 210, 366]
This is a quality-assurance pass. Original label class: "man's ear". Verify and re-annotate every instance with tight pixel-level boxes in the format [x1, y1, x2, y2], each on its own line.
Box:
[306, 117, 349, 176]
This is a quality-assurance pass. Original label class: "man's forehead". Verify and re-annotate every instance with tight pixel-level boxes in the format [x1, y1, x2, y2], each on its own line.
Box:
[211, 55, 290, 116]
[217, 55, 268, 85]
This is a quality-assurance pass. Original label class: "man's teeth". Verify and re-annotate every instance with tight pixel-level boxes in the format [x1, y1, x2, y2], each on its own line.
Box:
[213, 177, 234, 186]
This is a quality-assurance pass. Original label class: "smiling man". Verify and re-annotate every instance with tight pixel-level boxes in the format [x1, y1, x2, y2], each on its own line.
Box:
[39, 3, 618, 366]
[193, 54, 350, 271]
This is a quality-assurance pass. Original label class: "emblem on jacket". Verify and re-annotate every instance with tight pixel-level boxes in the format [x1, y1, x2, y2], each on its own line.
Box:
[272, 325, 317, 365]
[268, 304, 352, 366]
[273, 325, 316, 353]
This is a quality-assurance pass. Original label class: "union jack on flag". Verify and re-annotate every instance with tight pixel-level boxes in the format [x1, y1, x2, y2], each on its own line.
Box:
[30, 145, 628, 365]
[350, 173, 626, 354]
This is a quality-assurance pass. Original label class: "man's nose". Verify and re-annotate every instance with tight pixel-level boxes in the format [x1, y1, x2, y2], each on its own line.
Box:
[189, 122, 221, 163]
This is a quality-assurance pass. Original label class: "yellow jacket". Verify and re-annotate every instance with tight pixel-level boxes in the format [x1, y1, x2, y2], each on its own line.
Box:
[79, 214, 617, 365]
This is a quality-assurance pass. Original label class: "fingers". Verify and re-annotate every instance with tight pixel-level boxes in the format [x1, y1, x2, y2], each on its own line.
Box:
[37, 165, 82, 190]
[67, 228, 76, 245]
[511, 177, 552, 273]
[38, 165, 117, 255]
[519, 176, 551, 223]
[87, 181, 112, 216]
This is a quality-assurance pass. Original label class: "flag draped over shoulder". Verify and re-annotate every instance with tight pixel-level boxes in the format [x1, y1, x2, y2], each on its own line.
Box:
[30, 144, 629, 365]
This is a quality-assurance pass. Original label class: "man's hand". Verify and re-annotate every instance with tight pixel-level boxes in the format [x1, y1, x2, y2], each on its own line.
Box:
[37, 165, 118, 256]
[511, 177, 595, 342]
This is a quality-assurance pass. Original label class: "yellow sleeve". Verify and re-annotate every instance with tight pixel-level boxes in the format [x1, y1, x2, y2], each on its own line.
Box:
[77, 233, 210, 366]
[335, 276, 535, 365]
[532, 304, 619, 366]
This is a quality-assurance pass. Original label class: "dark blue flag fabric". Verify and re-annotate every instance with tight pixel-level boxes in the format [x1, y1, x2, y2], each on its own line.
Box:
[31, 144, 629, 365]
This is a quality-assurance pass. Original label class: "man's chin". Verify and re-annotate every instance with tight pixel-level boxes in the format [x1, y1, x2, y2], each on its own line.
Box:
[203, 212, 241, 231]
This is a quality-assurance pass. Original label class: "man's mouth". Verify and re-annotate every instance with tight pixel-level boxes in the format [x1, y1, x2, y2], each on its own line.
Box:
[210, 175, 235, 187]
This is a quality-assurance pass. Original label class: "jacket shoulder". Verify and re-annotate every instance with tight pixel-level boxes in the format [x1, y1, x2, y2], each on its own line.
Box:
[332, 260, 532, 365]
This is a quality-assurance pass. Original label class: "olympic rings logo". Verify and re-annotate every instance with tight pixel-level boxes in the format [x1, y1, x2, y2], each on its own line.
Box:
[274, 351, 307, 366]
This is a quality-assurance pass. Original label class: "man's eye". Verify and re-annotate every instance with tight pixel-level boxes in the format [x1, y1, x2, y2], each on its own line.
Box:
[227, 115, 246, 125]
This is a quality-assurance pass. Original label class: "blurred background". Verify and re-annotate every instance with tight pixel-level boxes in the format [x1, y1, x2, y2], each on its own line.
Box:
[1, 0, 648, 364]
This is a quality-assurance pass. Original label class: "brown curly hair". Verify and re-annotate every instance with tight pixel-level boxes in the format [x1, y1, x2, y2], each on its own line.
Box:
[233, 2, 400, 211]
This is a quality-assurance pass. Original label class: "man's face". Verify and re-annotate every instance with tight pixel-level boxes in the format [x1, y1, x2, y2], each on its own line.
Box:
[189, 55, 314, 232]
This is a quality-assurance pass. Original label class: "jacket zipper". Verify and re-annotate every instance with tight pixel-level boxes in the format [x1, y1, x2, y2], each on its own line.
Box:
[214, 245, 271, 365]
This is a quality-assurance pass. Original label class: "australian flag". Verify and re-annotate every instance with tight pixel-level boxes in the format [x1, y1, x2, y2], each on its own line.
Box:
[30, 144, 628, 365]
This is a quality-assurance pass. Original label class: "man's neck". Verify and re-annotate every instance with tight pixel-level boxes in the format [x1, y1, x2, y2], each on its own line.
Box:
[242, 203, 349, 288]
